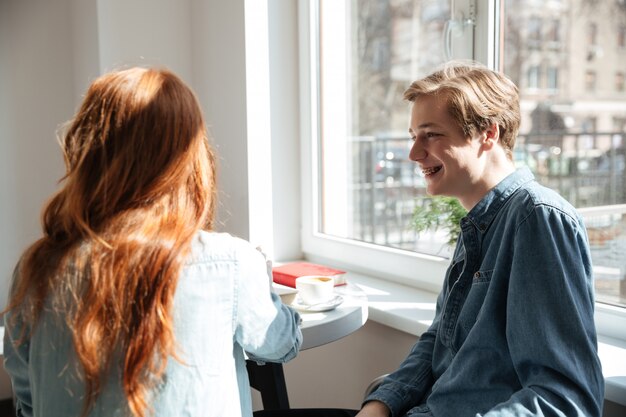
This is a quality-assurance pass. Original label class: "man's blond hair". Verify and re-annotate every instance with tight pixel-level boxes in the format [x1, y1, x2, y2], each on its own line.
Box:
[404, 61, 521, 159]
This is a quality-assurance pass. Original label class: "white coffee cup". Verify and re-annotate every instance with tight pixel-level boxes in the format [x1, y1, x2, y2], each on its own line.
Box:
[295, 275, 335, 305]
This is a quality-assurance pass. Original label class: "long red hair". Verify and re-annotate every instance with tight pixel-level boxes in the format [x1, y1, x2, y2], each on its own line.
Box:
[5, 67, 216, 416]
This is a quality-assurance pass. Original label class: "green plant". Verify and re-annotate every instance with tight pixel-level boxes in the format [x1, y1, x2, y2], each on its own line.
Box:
[411, 196, 468, 246]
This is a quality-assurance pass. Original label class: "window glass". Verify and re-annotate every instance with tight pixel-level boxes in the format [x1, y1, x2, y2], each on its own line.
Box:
[315, 0, 626, 309]
[527, 17, 542, 48]
[585, 70, 596, 92]
[547, 19, 560, 43]
[527, 65, 540, 89]
[502, 0, 626, 307]
[547, 67, 558, 91]
[318, 0, 453, 257]
[588, 22, 597, 45]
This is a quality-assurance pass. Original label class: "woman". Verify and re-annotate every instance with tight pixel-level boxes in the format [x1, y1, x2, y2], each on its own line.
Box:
[3, 67, 302, 417]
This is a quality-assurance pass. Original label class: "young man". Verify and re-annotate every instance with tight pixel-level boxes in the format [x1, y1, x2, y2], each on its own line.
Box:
[357, 62, 604, 416]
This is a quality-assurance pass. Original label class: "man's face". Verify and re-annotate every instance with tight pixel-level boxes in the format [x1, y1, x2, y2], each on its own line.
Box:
[408, 94, 487, 209]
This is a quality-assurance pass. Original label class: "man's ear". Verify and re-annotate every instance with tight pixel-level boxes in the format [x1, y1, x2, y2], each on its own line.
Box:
[481, 123, 500, 150]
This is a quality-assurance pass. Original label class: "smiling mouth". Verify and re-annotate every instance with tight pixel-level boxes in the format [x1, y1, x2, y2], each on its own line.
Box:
[422, 166, 442, 176]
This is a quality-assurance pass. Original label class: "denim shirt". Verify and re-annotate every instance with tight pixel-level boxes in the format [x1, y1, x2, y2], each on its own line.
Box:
[4, 231, 303, 417]
[365, 168, 604, 417]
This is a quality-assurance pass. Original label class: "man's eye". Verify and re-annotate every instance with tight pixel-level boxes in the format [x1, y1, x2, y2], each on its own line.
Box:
[426, 132, 440, 138]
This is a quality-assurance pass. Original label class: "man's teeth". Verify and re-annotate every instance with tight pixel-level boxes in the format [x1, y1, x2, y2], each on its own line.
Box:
[422, 166, 441, 175]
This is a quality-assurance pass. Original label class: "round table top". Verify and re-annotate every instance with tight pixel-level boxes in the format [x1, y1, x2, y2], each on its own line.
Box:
[275, 282, 369, 350]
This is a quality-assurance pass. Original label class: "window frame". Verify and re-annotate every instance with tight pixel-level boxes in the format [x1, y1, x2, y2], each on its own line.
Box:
[297, 0, 626, 341]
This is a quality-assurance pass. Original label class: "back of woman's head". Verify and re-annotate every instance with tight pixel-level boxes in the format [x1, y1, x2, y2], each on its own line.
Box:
[59, 66, 215, 240]
[404, 61, 521, 159]
[7, 67, 217, 417]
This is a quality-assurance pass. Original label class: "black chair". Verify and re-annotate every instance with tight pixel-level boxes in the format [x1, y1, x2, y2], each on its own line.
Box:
[247, 360, 291, 410]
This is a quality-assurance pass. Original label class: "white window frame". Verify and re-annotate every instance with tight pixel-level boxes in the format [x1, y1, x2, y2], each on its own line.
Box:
[297, 0, 626, 341]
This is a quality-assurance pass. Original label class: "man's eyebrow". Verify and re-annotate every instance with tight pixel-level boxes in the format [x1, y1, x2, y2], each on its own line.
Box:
[410, 123, 441, 134]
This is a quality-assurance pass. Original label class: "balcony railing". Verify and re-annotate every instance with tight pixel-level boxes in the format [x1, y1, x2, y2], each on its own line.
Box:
[349, 131, 626, 305]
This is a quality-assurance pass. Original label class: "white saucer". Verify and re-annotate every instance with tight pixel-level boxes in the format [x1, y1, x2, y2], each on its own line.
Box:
[291, 295, 344, 312]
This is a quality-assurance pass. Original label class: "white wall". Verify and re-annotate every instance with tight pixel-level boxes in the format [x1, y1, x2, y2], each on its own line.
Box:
[189, 0, 252, 241]
[281, 321, 417, 409]
[96, 0, 194, 79]
[0, 0, 73, 310]
[0, 0, 76, 400]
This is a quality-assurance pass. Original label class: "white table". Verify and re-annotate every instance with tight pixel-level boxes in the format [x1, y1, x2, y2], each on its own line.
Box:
[297, 283, 369, 349]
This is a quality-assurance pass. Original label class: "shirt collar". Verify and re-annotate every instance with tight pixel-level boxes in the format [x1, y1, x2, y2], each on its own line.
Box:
[465, 167, 535, 233]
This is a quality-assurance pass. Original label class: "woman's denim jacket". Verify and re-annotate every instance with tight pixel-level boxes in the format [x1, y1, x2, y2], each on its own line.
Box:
[365, 168, 604, 417]
[4, 231, 302, 417]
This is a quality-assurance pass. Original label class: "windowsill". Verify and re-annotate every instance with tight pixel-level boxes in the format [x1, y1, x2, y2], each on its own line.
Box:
[344, 270, 626, 407]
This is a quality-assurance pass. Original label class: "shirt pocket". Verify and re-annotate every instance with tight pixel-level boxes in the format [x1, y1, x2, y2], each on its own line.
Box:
[455, 269, 494, 343]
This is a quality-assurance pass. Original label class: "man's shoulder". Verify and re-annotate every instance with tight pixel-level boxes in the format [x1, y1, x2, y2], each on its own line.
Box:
[508, 180, 580, 222]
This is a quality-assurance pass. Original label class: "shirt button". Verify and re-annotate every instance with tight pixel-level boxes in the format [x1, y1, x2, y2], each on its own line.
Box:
[479, 224, 486, 231]
[474, 272, 480, 278]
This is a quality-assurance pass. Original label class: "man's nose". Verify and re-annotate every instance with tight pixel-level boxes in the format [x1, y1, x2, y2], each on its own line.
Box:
[409, 140, 426, 161]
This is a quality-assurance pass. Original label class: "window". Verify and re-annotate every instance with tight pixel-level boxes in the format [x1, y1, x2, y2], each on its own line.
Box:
[617, 72, 625, 92]
[546, 18, 560, 44]
[527, 65, 540, 90]
[585, 70, 596, 92]
[547, 67, 558, 91]
[527, 16, 542, 48]
[587, 22, 597, 46]
[316, 0, 454, 257]
[301, 0, 626, 329]
[501, 1, 625, 309]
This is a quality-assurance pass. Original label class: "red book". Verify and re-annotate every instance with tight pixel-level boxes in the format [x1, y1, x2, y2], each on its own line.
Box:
[272, 262, 347, 288]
